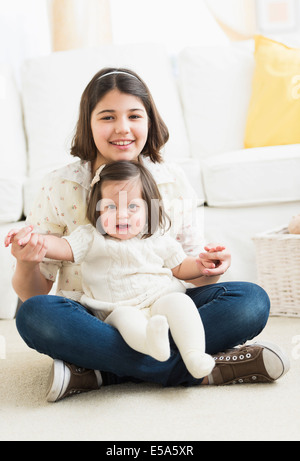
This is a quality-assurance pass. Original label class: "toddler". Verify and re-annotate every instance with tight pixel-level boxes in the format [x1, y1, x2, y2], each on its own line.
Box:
[6, 161, 216, 379]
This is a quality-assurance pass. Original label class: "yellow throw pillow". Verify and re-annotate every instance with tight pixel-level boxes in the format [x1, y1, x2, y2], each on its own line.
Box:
[244, 35, 300, 148]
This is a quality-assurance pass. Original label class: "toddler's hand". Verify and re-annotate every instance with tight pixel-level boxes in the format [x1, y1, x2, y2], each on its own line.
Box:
[196, 243, 231, 276]
[4, 225, 34, 247]
[4, 225, 47, 264]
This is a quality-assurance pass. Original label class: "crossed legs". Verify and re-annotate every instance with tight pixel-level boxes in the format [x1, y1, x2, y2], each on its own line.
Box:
[105, 292, 215, 379]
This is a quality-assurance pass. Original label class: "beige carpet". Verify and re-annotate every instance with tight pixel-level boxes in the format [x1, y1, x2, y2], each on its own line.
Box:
[0, 316, 299, 441]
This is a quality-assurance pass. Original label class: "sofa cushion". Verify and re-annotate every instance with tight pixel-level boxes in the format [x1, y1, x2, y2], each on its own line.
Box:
[201, 144, 300, 207]
[245, 35, 300, 149]
[21, 45, 192, 215]
[178, 42, 254, 159]
[0, 64, 26, 222]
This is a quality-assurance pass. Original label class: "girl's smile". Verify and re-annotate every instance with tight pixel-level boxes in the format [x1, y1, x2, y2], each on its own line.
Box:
[109, 139, 135, 150]
[91, 89, 149, 167]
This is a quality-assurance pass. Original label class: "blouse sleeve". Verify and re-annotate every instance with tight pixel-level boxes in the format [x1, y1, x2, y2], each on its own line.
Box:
[158, 163, 205, 257]
[26, 172, 89, 282]
[26, 174, 65, 281]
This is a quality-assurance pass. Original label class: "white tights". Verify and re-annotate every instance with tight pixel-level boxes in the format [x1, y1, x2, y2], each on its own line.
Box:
[105, 292, 215, 379]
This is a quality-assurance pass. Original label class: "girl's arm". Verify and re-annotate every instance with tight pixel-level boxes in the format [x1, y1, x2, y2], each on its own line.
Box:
[12, 260, 54, 301]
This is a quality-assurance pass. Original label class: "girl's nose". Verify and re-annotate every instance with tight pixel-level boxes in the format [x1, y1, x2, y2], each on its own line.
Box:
[115, 116, 130, 134]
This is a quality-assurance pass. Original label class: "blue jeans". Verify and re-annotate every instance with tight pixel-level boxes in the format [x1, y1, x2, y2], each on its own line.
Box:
[16, 282, 270, 387]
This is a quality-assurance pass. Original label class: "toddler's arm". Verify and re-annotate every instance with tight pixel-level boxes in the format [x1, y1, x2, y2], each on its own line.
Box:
[172, 244, 229, 280]
[5, 225, 74, 262]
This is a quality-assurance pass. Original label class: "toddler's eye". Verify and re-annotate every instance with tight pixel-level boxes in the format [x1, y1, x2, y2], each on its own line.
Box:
[129, 203, 139, 211]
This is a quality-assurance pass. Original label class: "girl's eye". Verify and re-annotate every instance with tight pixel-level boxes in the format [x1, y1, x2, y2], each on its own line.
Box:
[101, 116, 114, 121]
[107, 204, 117, 210]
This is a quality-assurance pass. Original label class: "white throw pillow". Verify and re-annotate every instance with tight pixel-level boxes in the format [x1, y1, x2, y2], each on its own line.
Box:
[178, 42, 254, 159]
[0, 64, 26, 222]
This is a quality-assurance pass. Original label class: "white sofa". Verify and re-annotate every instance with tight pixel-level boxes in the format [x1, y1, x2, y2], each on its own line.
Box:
[1, 41, 300, 319]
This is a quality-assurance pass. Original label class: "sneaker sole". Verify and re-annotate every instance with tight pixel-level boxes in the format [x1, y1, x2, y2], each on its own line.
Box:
[254, 340, 291, 379]
[46, 360, 66, 403]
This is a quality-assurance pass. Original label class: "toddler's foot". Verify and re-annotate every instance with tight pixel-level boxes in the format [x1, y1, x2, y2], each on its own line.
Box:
[146, 315, 170, 362]
[183, 351, 215, 379]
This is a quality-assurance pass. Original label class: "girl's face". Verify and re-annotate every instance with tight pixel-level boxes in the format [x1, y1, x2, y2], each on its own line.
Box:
[91, 89, 149, 167]
[99, 179, 147, 240]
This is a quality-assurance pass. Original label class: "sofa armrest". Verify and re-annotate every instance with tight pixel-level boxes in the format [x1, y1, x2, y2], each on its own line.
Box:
[0, 221, 26, 319]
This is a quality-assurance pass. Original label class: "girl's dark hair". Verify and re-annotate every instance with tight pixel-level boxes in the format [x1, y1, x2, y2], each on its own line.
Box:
[87, 161, 170, 238]
[71, 68, 169, 164]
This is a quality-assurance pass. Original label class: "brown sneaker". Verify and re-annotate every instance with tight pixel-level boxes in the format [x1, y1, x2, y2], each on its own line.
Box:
[46, 360, 102, 402]
[208, 340, 290, 385]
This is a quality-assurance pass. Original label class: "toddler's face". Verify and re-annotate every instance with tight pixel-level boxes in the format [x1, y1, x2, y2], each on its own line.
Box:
[98, 179, 147, 240]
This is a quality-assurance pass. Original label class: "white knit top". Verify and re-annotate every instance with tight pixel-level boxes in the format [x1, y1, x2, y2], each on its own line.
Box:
[64, 224, 187, 320]
[27, 158, 203, 301]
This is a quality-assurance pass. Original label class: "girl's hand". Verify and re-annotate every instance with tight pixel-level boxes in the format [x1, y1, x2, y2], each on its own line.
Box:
[196, 243, 231, 276]
[4, 225, 48, 264]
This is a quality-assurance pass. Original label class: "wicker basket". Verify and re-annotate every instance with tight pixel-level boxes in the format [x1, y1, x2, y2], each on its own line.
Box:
[253, 226, 300, 317]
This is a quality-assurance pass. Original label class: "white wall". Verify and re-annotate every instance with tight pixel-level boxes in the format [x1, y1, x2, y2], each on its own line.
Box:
[206, 0, 256, 35]
[0, 0, 51, 84]
[110, 0, 228, 55]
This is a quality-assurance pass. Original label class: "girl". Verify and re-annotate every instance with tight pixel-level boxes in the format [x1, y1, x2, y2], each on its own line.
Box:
[7, 161, 216, 379]
[7, 67, 288, 402]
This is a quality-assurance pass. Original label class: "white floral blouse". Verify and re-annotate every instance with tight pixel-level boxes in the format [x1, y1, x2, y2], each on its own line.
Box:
[27, 158, 204, 300]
